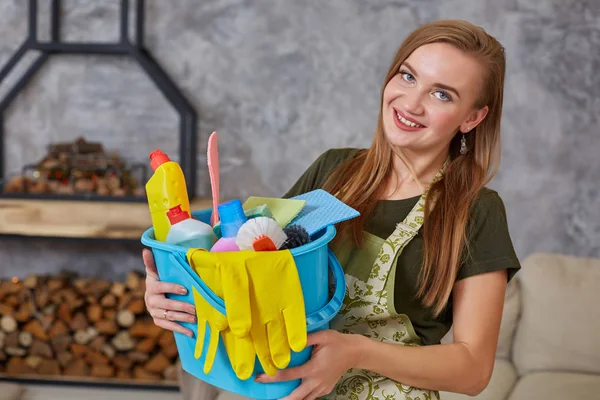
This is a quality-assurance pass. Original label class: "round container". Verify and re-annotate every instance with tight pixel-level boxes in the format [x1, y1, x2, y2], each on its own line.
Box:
[141, 208, 345, 399]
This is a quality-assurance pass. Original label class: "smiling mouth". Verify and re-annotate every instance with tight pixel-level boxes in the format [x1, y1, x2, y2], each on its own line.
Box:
[395, 109, 425, 128]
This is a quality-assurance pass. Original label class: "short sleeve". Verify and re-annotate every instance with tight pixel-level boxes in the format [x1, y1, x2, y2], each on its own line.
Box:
[456, 189, 521, 282]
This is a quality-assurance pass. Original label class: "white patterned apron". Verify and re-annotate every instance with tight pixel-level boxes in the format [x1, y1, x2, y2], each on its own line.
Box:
[323, 167, 446, 400]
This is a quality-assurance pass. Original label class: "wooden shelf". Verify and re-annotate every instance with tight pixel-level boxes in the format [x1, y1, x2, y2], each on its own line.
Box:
[0, 198, 213, 240]
[0, 373, 180, 390]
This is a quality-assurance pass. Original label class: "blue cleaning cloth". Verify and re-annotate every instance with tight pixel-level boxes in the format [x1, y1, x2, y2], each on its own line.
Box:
[290, 189, 360, 236]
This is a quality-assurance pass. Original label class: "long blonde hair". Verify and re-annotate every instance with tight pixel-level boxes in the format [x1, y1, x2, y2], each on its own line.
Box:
[323, 20, 506, 316]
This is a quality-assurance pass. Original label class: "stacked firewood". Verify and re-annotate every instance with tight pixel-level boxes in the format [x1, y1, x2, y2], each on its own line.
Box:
[0, 271, 180, 383]
[3, 137, 145, 197]
[4, 174, 140, 197]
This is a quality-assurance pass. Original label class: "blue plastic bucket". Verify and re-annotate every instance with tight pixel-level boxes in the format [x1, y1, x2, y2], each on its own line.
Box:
[141, 208, 346, 399]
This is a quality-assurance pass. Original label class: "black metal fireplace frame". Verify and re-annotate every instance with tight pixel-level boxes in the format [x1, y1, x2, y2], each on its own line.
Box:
[0, 0, 198, 202]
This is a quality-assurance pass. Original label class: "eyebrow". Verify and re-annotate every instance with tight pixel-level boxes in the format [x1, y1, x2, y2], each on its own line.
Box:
[402, 62, 461, 99]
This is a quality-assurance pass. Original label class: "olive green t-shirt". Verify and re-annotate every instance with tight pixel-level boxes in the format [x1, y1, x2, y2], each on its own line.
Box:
[284, 148, 521, 345]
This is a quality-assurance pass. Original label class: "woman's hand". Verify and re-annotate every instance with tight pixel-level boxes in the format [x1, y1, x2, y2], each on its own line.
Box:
[142, 248, 196, 337]
[255, 330, 363, 400]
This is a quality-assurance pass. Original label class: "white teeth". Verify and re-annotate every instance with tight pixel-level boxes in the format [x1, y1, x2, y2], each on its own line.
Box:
[396, 111, 422, 128]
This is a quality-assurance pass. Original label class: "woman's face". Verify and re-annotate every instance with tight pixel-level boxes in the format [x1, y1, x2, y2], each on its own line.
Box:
[382, 42, 488, 154]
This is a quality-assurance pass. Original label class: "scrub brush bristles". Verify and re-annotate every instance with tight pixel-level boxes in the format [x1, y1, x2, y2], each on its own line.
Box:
[235, 217, 288, 251]
[280, 224, 311, 250]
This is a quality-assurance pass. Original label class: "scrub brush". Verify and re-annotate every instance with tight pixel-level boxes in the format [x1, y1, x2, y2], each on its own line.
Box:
[280, 224, 311, 250]
[235, 217, 288, 251]
[207, 131, 220, 226]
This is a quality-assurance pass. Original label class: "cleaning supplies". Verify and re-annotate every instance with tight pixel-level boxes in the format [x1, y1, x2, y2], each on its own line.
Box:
[207, 131, 220, 226]
[280, 224, 311, 250]
[225, 250, 307, 373]
[145, 149, 190, 242]
[191, 286, 230, 373]
[210, 199, 247, 252]
[213, 204, 273, 238]
[187, 248, 307, 377]
[165, 205, 216, 250]
[188, 250, 256, 379]
[242, 196, 306, 228]
[235, 216, 288, 251]
[290, 189, 360, 236]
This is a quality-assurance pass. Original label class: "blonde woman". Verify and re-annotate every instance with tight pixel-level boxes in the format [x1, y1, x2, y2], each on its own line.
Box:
[143, 19, 521, 400]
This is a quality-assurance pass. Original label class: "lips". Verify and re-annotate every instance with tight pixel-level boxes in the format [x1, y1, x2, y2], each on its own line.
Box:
[392, 108, 425, 132]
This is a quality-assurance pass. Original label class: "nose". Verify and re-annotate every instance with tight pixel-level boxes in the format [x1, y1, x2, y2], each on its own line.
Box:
[402, 90, 424, 116]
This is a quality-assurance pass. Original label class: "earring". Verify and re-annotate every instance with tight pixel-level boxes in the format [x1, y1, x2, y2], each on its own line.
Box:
[460, 134, 468, 155]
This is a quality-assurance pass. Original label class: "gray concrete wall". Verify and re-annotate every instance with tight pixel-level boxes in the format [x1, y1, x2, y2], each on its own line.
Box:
[0, 0, 598, 280]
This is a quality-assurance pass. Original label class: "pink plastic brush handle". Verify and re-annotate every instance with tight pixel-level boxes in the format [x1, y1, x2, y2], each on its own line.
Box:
[207, 131, 220, 226]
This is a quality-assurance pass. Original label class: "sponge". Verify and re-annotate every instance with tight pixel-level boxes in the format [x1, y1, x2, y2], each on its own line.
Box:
[290, 189, 360, 236]
[242, 196, 306, 228]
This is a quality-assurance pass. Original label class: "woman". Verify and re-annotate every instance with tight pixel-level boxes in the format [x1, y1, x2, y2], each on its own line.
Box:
[143, 19, 521, 400]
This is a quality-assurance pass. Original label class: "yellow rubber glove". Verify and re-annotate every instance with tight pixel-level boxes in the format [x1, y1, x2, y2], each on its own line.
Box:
[191, 286, 228, 372]
[187, 249, 256, 380]
[187, 249, 307, 376]
[220, 250, 307, 374]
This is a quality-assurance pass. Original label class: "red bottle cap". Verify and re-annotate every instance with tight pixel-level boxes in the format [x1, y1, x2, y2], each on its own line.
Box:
[252, 236, 277, 252]
[166, 205, 190, 225]
[149, 149, 171, 171]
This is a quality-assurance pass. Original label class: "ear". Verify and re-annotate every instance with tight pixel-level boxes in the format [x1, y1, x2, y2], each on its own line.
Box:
[459, 106, 488, 134]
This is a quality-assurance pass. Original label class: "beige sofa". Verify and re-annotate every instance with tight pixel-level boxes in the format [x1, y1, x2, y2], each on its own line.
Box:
[440, 252, 600, 399]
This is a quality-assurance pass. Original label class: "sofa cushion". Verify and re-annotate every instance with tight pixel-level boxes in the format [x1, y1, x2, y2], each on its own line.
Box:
[439, 359, 517, 400]
[512, 253, 600, 376]
[507, 371, 600, 400]
[440, 278, 520, 360]
[495, 278, 520, 360]
[0, 382, 23, 400]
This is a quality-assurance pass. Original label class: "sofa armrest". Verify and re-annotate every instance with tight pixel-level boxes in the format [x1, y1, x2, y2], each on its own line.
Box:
[439, 359, 517, 400]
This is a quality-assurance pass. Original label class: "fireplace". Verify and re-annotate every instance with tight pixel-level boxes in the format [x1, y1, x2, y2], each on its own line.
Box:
[0, 0, 203, 390]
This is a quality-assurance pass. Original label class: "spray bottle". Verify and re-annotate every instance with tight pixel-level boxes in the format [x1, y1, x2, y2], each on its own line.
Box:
[165, 205, 216, 250]
[210, 199, 247, 252]
[145, 149, 190, 242]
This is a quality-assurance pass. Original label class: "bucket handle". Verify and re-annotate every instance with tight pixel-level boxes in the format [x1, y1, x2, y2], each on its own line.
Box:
[306, 250, 345, 327]
[167, 249, 346, 327]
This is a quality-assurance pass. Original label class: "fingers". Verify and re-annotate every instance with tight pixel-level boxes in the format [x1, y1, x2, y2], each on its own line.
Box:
[267, 317, 291, 369]
[251, 323, 278, 376]
[145, 293, 196, 314]
[144, 249, 189, 299]
[203, 324, 220, 374]
[148, 308, 197, 325]
[143, 249, 196, 339]
[228, 335, 256, 380]
[257, 361, 311, 383]
[221, 263, 251, 337]
[192, 288, 207, 360]
[142, 249, 158, 278]
[146, 280, 188, 296]
[306, 330, 329, 347]
[153, 316, 193, 338]
[283, 306, 308, 352]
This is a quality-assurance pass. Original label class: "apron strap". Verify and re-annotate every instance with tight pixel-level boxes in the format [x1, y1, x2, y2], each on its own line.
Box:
[377, 158, 449, 307]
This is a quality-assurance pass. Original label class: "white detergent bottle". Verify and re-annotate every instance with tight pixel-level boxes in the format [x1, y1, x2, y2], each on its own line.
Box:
[165, 205, 216, 250]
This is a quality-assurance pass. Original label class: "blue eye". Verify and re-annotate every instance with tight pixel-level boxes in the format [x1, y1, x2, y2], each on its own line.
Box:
[434, 90, 452, 101]
[399, 70, 415, 82]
